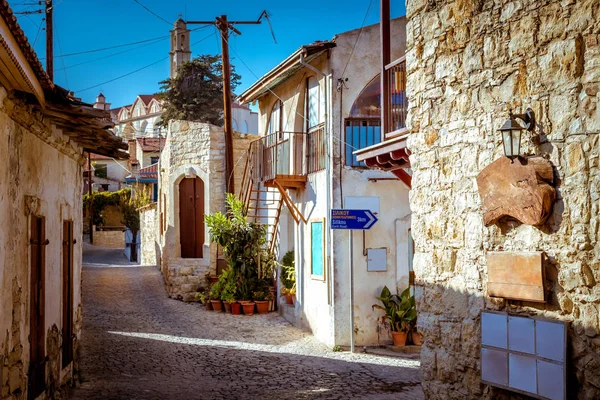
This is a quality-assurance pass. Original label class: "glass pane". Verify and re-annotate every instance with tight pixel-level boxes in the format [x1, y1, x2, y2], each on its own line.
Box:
[308, 78, 320, 128]
[350, 75, 381, 118]
[502, 130, 512, 157]
[512, 130, 521, 157]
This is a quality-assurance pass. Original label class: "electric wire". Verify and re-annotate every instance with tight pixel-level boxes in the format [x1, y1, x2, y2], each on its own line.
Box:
[32, 16, 43, 47]
[132, 0, 172, 26]
[75, 32, 214, 94]
[340, 0, 376, 80]
[218, 29, 359, 151]
[42, 26, 209, 59]
[55, 23, 69, 89]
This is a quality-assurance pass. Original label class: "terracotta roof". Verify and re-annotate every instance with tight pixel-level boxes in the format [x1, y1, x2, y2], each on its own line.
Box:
[139, 163, 158, 179]
[136, 137, 165, 152]
[138, 94, 158, 105]
[90, 153, 113, 160]
[0, 0, 53, 91]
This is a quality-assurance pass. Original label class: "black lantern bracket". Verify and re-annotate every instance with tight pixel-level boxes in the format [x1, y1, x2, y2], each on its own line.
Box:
[510, 108, 536, 132]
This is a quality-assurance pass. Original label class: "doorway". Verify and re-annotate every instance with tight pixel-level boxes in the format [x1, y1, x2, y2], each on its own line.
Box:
[29, 216, 46, 399]
[179, 177, 205, 258]
[62, 220, 74, 368]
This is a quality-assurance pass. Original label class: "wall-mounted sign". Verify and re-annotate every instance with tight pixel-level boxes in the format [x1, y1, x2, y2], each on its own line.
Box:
[481, 311, 567, 400]
[331, 209, 378, 230]
[486, 251, 545, 302]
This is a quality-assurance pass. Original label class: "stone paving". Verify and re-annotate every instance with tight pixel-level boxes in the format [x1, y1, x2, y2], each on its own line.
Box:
[70, 245, 423, 400]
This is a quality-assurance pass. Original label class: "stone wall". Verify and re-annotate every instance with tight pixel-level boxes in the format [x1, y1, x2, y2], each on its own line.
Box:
[139, 203, 159, 266]
[406, 0, 600, 398]
[0, 88, 84, 399]
[93, 228, 125, 248]
[158, 121, 256, 301]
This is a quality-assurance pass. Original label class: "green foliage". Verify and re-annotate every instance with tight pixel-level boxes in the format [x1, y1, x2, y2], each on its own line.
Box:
[157, 54, 241, 127]
[83, 188, 129, 226]
[332, 345, 343, 352]
[279, 250, 296, 290]
[219, 268, 237, 303]
[372, 286, 417, 332]
[119, 185, 151, 234]
[92, 162, 107, 178]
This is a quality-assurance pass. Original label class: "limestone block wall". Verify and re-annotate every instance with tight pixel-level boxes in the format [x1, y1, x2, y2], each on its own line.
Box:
[93, 229, 125, 248]
[0, 88, 84, 399]
[158, 121, 256, 301]
[405, 0, 600, 398]
[139, 203, 158, 265]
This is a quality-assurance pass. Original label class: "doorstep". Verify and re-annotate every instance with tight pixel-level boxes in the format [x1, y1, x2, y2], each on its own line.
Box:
[362, 345, 421, 360]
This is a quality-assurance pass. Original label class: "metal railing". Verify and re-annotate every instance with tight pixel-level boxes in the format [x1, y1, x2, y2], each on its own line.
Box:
[384, 57, 407, 135]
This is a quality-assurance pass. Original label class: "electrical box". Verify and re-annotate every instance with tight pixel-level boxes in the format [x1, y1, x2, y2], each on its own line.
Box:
[481, 311, 566, 400]
[367, 248, 387, 271]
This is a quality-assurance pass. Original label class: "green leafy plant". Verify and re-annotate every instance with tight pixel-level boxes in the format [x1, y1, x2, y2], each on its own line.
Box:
[332, 345, 343, 352]
[83, 188, 129, 226]
[219, 269, 238, 303]
[280, 250, 295, 290]
[372, 286, 417, 332]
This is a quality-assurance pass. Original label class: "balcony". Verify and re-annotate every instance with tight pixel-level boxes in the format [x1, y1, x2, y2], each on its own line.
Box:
[247, 126, 326, 190]
[354, 56, 411, 187]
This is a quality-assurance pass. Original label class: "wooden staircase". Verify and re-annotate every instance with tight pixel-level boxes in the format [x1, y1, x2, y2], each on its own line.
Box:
[239, 134, 308, 254]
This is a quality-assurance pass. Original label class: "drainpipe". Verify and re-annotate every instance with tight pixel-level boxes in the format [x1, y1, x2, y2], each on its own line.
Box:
[299, 52, 333, 305]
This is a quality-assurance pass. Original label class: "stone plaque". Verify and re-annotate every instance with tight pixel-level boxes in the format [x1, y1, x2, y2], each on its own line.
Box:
[486, 252, 545, 302]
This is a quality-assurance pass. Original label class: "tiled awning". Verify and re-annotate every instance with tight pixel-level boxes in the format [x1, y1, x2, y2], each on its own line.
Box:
[354, 133, 412, 187]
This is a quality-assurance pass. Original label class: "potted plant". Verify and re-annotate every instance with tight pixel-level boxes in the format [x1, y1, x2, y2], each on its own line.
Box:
[241, 301, 255, 315]
[409, 318, 423, 345]
[290, 286, 297, 306]
[209, 281, 223, 312]
[279, 251, 295, 305]
[372, 286, 417, 346]
[196, 289, 212, 311]
[253, 290, 269, 314]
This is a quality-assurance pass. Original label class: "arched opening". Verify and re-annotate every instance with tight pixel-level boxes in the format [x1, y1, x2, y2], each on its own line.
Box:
[179, 177, 204, 258]
[346, 75, 382, 166]
[242, 120, 249, 134]
[232, 118, 239, 132]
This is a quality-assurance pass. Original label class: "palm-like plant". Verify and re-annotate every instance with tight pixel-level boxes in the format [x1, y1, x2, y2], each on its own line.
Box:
[372, 286, 417, 332]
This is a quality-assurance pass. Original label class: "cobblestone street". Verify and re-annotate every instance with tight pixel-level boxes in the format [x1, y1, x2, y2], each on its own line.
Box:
[71, 245, 423, 400]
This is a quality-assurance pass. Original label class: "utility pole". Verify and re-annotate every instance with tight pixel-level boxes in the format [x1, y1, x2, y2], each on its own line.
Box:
[45, 0, 53, 81]
[187, 11, 270, 196]
[87, 153, 93, 245]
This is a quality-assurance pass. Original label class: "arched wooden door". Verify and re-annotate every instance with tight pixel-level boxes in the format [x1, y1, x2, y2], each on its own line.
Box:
[179, 177, 204, 258]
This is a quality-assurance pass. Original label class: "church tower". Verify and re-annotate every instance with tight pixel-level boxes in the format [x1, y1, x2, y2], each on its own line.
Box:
[170, 18, 191, 79]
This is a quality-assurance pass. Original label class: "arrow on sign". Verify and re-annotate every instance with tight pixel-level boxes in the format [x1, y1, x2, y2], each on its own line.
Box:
[331, 209, 379, 230]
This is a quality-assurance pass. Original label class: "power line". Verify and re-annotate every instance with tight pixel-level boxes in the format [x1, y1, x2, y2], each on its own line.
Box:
[55, 23, 69, 89]
[75, 32, 214, 94]
[132, 0, 171, 26]
[42, 26, 208, 59]
[56, 37, 165, 72]
[340, 0, 376, 80]
[32, 17, 44, 47]
[219, 30, 359, 151]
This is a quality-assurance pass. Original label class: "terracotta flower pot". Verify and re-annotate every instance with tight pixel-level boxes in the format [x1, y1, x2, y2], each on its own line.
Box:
[411, 331, 423, 346]
[391, 331, 408, 346]
[210, 300, 223, 312]
[255, 300, 269, 314]
[204, 301, 213, 311]
[285, 294, 293, 305]
[223, 301, 232, 313]
[242, 302, 255, 315]
[291, 295, 296, 306]
[231, 302, 242, 315]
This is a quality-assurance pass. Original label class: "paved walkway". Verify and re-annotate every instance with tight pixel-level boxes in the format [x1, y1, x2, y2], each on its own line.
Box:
[71, 245, 423, 400]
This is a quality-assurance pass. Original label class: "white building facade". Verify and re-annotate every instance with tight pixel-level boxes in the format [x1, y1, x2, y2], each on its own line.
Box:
[239, 18, 410, 347]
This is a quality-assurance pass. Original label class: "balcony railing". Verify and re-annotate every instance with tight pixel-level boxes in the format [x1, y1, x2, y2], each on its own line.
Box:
[248, 126, 327, 184]
[384, 56, 407, 138]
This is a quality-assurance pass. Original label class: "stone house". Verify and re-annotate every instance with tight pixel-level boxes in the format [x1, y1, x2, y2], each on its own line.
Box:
[237, 17, 411, 347]
[125, 137, 165, 201]
[147, 121, 256, 300]
[84, 153, 129, 193]
[0, 2, 126, 398]
[362, 0, 600, 398]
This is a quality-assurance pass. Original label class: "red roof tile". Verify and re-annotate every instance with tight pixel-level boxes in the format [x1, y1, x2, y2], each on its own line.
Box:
[138, 94, 158, 105]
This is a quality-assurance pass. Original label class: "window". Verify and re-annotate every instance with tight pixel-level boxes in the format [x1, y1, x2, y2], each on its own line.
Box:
[345, 119, 381, 167]
[100, 184, 109, 192]
[267, 100, 283, 138]
[151, 156, 159, 165]
[311, 220, 325, 280]
[93, 163, 107, 178]
[306, 77, 324, 130]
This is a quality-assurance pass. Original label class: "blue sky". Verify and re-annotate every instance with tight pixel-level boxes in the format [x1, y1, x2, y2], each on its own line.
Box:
[14, 0, 406, 108]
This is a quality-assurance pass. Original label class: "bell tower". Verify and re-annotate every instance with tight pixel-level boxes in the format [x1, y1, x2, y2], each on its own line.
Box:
[170, 18, 191, 79]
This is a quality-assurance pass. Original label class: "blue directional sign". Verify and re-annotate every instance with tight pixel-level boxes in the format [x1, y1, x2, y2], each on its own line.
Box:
[331, 209, 378, 230]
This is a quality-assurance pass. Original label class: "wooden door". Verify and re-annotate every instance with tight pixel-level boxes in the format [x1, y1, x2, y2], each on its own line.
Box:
[179, 178, 204, 258]
[29, 216, 46, 399]
[62, 220, 74, 368]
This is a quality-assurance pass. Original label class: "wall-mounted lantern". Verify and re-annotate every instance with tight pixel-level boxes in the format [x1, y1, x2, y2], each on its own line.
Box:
[498, 108, 536, 161]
